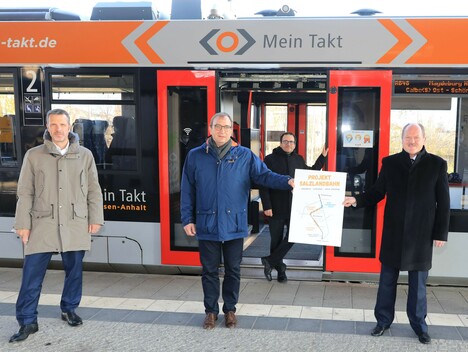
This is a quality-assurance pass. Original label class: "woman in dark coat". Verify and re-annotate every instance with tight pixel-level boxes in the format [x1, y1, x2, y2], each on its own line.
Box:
[344, 123, 450, 344]
[259, 132, 328, 282]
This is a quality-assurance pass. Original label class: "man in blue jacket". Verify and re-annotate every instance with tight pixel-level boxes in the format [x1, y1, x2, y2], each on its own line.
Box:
[181, 112, 294, 330]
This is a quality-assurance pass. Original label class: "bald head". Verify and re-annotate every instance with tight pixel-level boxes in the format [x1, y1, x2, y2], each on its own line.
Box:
[402, 123, 426, 158]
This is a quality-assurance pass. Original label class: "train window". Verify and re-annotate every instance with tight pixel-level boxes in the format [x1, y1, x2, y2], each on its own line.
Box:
[336, 87, 380, 257]
[167, 85, 208, 250]
[50, 73, 137, 171]
[391, 96, 467, 211]
[0, 73, 18, 167]
[264, 105, 287, 156]
[52, 104, 137, 170]
[454, 98, 468, 211]
[250, 103, 259, 129]
[51, 74, 134, 101]
[306, 105, 326, 166]
[390, 97, 457, 170]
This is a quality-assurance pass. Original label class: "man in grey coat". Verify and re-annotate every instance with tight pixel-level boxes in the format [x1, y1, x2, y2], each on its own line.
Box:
[9, 109, 104, 343]
[343, 123, 450, 345]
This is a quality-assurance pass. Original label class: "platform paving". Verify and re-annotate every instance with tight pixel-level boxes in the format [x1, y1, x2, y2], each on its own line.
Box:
[0, 267, 467, 351]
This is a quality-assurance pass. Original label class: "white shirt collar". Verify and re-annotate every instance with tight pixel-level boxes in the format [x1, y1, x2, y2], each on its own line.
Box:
[54, 141, 69, 155]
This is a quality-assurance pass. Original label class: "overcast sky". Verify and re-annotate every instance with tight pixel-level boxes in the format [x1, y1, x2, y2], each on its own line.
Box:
[6, 0, 468, 19]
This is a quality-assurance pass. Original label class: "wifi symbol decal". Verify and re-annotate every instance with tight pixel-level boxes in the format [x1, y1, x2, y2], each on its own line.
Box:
[183, 128, 192, 135]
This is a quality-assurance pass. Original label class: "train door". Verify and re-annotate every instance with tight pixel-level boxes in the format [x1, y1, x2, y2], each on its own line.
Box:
[157, 70, 216, 266]
[263, 104, 327, 167]
[325, 70, 392, 274]
[241, 95, 328, 277]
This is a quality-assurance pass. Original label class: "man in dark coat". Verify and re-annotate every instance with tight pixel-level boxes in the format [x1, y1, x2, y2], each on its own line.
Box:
[259, 132, 328, 282]
[344, 123, 450, 345]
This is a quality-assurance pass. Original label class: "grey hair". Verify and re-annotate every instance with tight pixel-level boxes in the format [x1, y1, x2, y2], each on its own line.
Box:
[46, 108, 71, 126]
[401, 123, 425, 139]
[209, 112, 233, 127]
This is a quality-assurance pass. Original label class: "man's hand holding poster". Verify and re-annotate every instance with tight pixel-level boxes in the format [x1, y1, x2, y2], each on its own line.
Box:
[289, 170, 347, 247]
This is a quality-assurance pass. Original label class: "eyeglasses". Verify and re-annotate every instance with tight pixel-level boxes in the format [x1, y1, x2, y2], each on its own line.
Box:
[213, 124, 232, 131]
[281, 140, 296, 145]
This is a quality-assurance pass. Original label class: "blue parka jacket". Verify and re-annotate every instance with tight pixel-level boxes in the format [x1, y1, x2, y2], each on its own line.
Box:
[181, 140, 292, 242]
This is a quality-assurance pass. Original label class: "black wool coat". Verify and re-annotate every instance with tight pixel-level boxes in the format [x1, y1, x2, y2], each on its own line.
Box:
[259, 147, 326, 220]
[355, 147, 450, 271]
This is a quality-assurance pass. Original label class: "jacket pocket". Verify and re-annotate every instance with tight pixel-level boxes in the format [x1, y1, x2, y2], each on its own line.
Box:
[72, 203, 88, 220]
[79, 170, 88, 198]
[34, 170, 45, 198]
[225, 208, 247, 233]
[31, 208, 52, 219]
[30, 207, 53, 230]
[196, 210, 216, 234]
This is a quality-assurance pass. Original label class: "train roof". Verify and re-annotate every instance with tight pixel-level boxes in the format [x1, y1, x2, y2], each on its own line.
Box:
[0, 2, 465, 22]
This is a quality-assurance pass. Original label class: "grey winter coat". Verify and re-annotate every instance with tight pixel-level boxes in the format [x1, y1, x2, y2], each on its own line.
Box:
[14, 130, 104, 255]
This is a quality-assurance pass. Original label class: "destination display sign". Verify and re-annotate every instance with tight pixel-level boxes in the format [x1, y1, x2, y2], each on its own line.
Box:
[394, 79, 468, 95]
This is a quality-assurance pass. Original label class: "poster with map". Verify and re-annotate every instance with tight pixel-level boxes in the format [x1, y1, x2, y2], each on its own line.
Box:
[289, 170, 347, 247]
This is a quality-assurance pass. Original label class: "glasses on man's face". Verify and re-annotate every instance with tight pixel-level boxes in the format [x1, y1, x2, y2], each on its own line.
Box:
[281, 140, 296, 145]
[213, 124, 232, 132]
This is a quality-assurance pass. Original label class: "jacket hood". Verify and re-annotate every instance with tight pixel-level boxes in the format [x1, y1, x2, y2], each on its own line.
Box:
[43, 129, 81, 154]
[43, 129, 80, 144]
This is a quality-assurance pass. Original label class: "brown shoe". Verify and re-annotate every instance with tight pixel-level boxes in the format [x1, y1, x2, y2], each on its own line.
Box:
[224, 311, 237, 328]
[203, 313, 217, 330]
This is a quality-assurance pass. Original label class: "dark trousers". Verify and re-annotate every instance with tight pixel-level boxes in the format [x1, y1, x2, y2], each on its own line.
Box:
[16, 251, 85, 326]
[267, 218, 293, 267]
[375, 263, 429, 335]
[198, 238, 243, 315]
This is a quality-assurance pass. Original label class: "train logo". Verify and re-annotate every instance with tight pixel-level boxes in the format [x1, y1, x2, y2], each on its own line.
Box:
[200, 29, 256, 55]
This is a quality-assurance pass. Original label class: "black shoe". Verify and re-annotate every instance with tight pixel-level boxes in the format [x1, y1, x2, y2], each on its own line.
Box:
[61, 311, 83, 326]
[261, 257, 272, 281]
[418, 332, 431, 344]
[276, 263, 288, 283]
[371, 325, 388, 336]
[9, 323, 39, 343]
